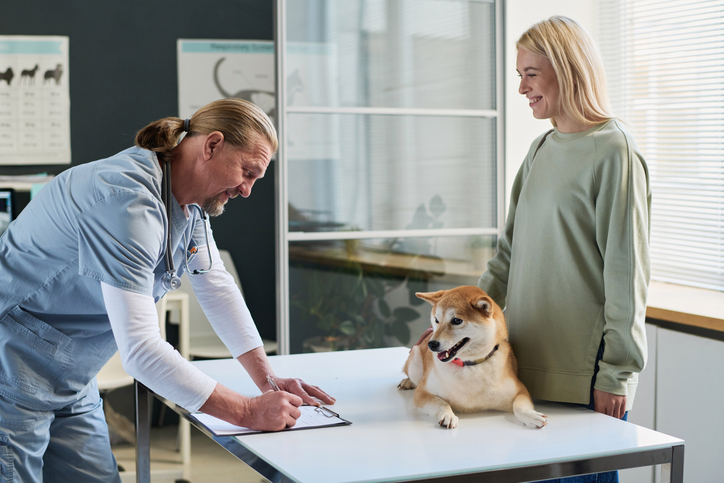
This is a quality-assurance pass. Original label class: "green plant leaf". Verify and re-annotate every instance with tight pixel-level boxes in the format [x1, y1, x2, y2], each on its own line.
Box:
[365, 276, 385, 299]
[406, 278, 427, 306]
[378, 299, 391, 317]
[339, 320, 356, 336]
[363, 327, 376, 345]
[391, 319, 411, 345]
[383, 277, 406, 291]
[393, 306, 420, 323]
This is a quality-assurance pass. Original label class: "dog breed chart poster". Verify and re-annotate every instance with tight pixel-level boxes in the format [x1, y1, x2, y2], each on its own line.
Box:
[0, 36, 70, 165]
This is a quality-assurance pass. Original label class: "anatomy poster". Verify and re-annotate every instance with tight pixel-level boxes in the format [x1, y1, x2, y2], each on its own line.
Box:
[177, 40, 275, 121]
[0, 36, 70, 165]
[177, 39, 337, 161]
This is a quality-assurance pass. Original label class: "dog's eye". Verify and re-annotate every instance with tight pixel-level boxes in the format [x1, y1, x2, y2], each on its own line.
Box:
[451, 317, 463, 325]
[434, 318, 439, 324]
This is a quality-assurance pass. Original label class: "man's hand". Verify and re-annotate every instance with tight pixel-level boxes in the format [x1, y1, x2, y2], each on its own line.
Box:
[593, 389, 626, 419]
[236, 347, 336, 408]
[272, 377, 336, 407]
[198, 383, 303, 432]
[243, 391, 303, 431]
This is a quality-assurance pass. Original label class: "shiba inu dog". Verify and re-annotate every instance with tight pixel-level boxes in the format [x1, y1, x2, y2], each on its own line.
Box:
[398, 286, 548, 429]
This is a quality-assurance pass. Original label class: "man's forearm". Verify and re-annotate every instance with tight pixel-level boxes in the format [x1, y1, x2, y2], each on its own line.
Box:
[237, 346, 276, 391]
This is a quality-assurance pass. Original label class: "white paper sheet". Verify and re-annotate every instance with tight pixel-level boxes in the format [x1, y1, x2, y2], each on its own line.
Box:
[190, 405, 350, 436]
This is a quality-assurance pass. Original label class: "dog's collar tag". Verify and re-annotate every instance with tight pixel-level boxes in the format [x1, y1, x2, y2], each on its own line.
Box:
[451, 344, 500, 367]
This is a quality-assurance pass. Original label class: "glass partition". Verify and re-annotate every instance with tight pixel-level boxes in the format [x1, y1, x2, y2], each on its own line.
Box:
[287, 113, 497, 233]
[285, 0, 496, 110]
[276, 0, 503, 354]
[288, 235, 496, 354]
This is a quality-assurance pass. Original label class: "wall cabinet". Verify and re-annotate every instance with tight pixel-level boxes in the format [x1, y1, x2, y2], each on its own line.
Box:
[621, 324, 724, 483]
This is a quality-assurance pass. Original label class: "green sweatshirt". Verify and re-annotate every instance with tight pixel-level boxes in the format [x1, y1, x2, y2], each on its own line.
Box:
[478, 120, 651, 410]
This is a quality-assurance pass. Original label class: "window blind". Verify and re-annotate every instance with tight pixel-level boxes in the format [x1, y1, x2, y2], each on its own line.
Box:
[598, 0, 724, 292]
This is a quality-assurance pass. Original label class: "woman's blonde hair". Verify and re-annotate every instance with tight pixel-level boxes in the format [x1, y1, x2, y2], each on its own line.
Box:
[517, 15, 614, 127]
[135, 98, 278, 156]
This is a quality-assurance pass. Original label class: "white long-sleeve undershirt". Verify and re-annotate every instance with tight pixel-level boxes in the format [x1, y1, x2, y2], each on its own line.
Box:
[185, 237, 263, 358]
[101, 237, 263, 412]
[102, 282, 217, 412]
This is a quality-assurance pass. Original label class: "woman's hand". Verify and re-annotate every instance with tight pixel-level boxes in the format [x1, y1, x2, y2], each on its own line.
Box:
[593, 389, 626, 419]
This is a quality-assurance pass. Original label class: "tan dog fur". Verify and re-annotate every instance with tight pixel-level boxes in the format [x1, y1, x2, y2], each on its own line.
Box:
[398, 286, 548, 429]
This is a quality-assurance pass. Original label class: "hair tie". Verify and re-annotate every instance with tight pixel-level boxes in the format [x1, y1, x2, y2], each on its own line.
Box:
[183, 118, 190, 133]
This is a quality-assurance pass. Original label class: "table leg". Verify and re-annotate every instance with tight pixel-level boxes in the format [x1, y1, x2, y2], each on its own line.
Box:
[134, 380, 151, 483]
[662, 444, 685, 483]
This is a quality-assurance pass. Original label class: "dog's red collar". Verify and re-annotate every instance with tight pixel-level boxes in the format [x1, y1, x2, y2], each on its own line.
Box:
[452, 344, 499, 367]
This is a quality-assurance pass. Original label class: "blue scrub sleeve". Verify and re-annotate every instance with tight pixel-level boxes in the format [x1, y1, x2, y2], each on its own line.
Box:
[77, 192, 165, 295]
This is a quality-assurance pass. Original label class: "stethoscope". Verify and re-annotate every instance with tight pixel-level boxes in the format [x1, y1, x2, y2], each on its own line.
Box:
[161, 159, 213, 291]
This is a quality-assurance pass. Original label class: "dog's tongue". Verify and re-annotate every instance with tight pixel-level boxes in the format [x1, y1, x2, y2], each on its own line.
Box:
[437, 349, 453, 362]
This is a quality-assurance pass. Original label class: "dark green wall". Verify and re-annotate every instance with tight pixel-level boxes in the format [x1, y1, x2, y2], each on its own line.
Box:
[0, 0, 278, 340]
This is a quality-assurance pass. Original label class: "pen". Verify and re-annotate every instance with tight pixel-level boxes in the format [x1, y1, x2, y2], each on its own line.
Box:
[266, 375, 311, 406]
[266, 374, 280, 392]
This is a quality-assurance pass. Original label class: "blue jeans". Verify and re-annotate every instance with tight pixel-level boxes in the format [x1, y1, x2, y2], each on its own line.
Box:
[537, 342, 628, 483]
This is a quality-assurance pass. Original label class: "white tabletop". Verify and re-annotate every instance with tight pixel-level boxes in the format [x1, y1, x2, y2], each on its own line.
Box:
[191, 347, 683, 483]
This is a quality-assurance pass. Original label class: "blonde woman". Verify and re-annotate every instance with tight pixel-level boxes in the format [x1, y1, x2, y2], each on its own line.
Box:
[0, 98, 334, 482]
[478, 16, 651, 483]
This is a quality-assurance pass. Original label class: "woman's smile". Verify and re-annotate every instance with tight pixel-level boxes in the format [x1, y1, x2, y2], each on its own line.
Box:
[517, 48, 561, 122]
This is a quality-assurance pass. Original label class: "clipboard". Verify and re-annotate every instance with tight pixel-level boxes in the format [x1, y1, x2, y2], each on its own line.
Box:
[189, 405, 351, 436]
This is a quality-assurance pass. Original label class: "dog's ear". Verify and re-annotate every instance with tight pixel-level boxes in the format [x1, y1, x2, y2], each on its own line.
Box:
[416, 290, 447, 305]
[472, 296, 494, 318]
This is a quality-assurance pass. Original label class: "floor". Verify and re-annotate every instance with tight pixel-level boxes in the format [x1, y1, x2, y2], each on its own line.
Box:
[112, 424, 270, 483]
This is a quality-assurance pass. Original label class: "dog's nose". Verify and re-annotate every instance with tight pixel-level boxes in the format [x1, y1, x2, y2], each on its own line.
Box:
[428, 340, 440, 351]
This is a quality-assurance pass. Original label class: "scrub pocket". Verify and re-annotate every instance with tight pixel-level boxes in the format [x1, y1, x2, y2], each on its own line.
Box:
[0, 306, 72, 405]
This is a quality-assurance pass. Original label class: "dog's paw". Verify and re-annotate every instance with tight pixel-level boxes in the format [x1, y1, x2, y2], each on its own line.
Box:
[437, 408, 458, 429]
[397, 378, 416, 390]
[516, 408, 548, 429]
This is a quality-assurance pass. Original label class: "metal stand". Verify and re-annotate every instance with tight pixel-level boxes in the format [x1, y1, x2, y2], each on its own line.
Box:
[134, 380, 151, 483]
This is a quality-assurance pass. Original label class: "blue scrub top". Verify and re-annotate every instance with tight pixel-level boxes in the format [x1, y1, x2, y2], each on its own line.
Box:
[0, 147, 205, 408]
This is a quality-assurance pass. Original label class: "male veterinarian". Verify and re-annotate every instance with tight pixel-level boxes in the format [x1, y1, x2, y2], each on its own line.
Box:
[0, 98, 334, 482]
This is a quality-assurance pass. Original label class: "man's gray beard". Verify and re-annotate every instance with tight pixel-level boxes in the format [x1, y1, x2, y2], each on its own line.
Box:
[201, 194, 226, 217]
